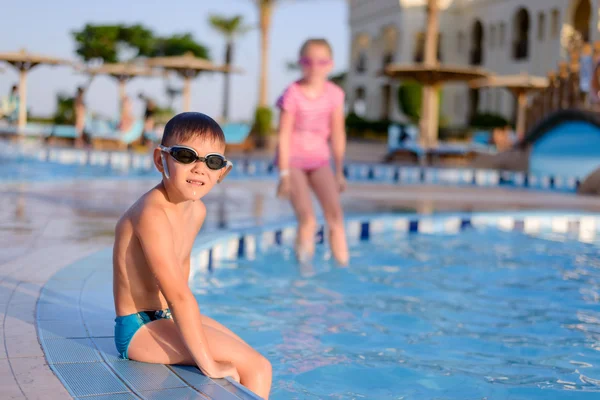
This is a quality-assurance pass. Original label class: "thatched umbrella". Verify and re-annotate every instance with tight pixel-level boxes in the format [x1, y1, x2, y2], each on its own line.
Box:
[470, 73, 549, 140]
[383, 0, 490, 149]
[83, 62, 161, 102]
[145, 52, 241, 112]
[0, 49, 72, 130]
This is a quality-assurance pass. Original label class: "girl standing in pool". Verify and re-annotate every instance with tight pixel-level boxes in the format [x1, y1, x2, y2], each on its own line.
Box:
[275, 38, 349, 266]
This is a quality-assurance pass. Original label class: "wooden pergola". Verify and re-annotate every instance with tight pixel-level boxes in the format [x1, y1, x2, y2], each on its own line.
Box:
[470, 74, 549, 140]
[383, 0, 490, 149]
[0, 49, 72, 130]
[145, 52, 241, 112]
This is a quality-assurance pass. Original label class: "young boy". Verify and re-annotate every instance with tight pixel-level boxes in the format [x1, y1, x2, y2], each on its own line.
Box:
[112, 112, 272, 399]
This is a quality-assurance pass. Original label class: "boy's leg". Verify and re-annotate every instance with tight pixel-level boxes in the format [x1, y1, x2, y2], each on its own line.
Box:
[289, 168, 317, 261]
[307, 166, 349, 266]
[127, 319, 272, 399]
[200, 314, 248, 346]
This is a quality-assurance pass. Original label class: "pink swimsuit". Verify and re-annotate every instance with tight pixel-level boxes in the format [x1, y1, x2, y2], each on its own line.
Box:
[276, 81, 345, 171]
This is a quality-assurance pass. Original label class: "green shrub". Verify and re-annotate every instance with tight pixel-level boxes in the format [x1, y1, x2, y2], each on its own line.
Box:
[254, 107, 273, 136]
[345, 112, 391, 139]
[397, 81, 443, 124]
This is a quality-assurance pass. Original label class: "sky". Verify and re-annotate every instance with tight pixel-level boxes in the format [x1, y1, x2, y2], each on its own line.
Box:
[0, 0, 348, 121]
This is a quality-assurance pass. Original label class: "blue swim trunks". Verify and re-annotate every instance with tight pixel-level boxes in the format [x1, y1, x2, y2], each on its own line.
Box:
[114, 309, 172, 359]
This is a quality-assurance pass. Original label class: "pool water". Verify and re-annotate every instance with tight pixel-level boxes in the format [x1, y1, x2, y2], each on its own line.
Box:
[0, 158, 158, 182]
[0, 158, 270, 182]
[191, 228, 600, 399]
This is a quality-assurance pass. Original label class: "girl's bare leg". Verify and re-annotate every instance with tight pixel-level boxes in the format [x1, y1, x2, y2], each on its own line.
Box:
[308, 166, 349, 266]
[289, 168, 317, 262]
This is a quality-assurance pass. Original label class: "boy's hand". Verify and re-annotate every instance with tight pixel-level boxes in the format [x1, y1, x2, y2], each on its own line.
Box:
[336, 172, 347, 193]
[277, 176, 291, 199]
[204, 360, 240, 383]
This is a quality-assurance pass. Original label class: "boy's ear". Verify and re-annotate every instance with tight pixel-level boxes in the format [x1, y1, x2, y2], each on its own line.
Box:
[217, 163, 233, 184]
[153, 148, 164, 173]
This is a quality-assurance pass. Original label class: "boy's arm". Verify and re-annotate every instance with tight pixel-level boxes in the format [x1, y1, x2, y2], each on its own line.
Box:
[184, 202, 207, 281]
[135, 206, 228, 378]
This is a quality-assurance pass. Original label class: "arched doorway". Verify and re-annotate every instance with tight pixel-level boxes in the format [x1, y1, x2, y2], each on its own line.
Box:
[352, 33, 371, 74]
[469, 88, 480, 123]
[353, 87, 366, 117]
[573, 0, 591, 43]
[471, 20, 484, 65]
[513, 8, 530, 60]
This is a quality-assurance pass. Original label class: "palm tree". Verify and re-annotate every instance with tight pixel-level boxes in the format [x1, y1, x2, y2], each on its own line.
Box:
[256, 0, 275, 108]
[209, 15, 251, 121]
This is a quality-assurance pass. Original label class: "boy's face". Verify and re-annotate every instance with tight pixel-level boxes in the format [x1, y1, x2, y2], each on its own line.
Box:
[155, 135, 228, 201]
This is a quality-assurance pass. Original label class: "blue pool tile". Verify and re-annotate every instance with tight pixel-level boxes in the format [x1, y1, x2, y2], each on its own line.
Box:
[38, 318, 88, 340]
[216, 378, 263, 400]
[140, 387, 210, 400]
[53, 362, 129, 397]
[274, 230, 282, 245]
[237, 236, 245, 258]
[38, 288, 79, 306]
[409, 220, 419, 233]
[169, 365, 214, 386]
[37, 301, 82, 321]
[360, 222, 370, 241]
[194, 384, 241, 399]
[86, 320, 116, 337]
[316, 225, 325, 244]
[93, 337, 123, 363]
[460, 218, 472, 230]
[75, 394, 137, 400]
[43, 278, 85, 291]
[43, 338, 102, 364]
[110, 361, 187, 391]
[208, 249, 214, 273]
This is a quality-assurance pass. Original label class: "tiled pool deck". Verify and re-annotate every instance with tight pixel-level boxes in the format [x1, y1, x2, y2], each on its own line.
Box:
[2, 175, 600, 399]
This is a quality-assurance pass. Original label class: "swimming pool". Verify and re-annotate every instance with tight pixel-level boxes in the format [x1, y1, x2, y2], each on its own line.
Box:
[0, 145, 582, 194]
[191, 226, 600, 399]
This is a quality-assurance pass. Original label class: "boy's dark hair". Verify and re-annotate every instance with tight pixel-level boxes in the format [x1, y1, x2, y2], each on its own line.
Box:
[11, 85, 17, 92]
[161, 112, 225, 146]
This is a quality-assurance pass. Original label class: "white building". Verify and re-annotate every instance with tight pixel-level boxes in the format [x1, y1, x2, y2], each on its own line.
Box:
[346, 0, 598, 126]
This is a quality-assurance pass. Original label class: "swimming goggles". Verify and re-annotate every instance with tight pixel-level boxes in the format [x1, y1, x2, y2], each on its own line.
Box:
[158, 144, 233, 182]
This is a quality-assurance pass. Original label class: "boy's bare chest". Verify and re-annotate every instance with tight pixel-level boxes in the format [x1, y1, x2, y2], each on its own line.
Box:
[169, 214, 201, 262]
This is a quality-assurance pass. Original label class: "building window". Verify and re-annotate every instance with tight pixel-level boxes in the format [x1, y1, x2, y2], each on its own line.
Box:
[573, 0, 591, 43]
[513, 8, 530, 60]
[471, 20, 484, 66]
[551, 9, 560, 38]
[538, 12, 545, 41]
[490, 25, 496, 48]
[457, 31, 465, 54]
[353, 87, 366, 117]
[454, 93, 461, 114]
[414, 32, 425, 62]
[495, 90, 502, 112]
[382, 52, 394, 69]
[499, 23, 506, 47]
[356, 51, 368, 74]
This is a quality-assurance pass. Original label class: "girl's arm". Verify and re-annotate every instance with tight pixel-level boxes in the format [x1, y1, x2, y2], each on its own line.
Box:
[277, 109, 294, 174]
[331, 103, 346, 176]
[276, 87, 297, 176]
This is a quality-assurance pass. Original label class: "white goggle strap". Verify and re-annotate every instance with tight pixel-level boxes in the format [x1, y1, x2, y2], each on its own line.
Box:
[160, 152, 170, 179]
[217, 161, 233, 184]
